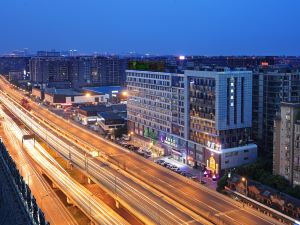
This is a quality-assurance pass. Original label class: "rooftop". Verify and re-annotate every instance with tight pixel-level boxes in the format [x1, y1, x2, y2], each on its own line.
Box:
[98, 111, 124, 121]
[45, 88, 102, 96]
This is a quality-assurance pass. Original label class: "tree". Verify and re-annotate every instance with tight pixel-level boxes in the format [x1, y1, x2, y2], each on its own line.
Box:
[217, 174, 228, 192]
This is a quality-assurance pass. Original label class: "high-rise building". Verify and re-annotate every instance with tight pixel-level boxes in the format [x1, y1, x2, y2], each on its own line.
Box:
[29, 55, 128, 88]
[91, 56, 127, 86]
[252, 66, 300, 153]
[29, 56, 71, 87]
[273, 103, 300, 186]
[127, 68, 257, 174]
[0, 56, 29, 75]
[69, 56, 92, 88]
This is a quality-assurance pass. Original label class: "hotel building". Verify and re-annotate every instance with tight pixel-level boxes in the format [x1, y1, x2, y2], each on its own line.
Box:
[127, 69, 257, 174]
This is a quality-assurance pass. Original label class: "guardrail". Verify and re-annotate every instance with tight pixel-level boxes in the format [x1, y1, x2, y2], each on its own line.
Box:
[225, 188, 300, 225]
[0, 141, 49, 225]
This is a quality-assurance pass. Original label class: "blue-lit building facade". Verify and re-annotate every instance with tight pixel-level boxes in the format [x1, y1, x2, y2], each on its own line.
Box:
[127, 69, 257, 174]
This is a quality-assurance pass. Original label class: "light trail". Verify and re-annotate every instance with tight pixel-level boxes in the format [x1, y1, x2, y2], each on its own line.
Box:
[0, 107, 129, 225]
[0, 92, 205, 225]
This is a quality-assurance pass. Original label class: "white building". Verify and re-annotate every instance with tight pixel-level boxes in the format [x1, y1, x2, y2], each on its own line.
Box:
[44, 88, 108, 107]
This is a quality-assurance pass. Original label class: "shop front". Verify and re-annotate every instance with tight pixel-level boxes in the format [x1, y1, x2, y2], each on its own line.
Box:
[160, 134, 187, 163]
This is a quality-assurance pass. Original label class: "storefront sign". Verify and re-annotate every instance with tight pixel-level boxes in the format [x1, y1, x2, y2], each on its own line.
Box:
[207, 141, 221, 151]
[164, 136, 178, 148]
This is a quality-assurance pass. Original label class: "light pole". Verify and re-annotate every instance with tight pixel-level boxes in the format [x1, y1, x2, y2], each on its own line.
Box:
[242, 177, 248, 196]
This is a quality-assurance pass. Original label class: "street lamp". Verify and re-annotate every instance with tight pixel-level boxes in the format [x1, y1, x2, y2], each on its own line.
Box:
[242, 177, 248, 196]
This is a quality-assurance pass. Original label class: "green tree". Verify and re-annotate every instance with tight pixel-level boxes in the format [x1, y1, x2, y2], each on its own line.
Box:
[217, 174, 228, 192]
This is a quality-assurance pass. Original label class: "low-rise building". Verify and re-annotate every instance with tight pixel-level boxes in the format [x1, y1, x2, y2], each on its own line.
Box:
[31, 87, 44, 100]
[97, 112, 125, 132]
[44, 88, 108, 107]
[77, 104, 127, 126]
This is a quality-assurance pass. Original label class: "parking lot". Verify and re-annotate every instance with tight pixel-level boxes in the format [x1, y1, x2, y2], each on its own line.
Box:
[154, 157, 218, 189]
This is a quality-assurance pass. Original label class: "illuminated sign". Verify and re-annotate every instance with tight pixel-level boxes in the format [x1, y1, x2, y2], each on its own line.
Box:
[230, 77, 235, 107]
[164, 136, 178, 148]
[207, 141, 221, 151]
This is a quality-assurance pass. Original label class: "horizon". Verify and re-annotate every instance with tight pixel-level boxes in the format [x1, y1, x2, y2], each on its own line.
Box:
[1, 0, 300, 55]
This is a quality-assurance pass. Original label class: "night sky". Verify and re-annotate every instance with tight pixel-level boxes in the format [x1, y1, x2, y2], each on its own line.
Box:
[1, 0, 300, 55]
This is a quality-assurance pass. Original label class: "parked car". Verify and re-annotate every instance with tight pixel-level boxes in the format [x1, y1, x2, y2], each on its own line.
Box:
[163, 162, 171, 167]
[180, 171, 187, 176]
[171, 167, 181, 172]
[169, 165, 178, 170]
[156, 159, 165, 165]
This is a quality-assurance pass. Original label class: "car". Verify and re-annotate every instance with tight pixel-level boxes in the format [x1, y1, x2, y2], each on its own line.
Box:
[172, 167, 181, 172]
[143, 154, 151, 159]
[180, 171, 187, 176]
[166, 164, 174, 169]
[169, 165, 178, 170]
[128, 146, 136, 151]
[156, 159, 165, 164]
[133, 146, 140, 151]
[163, 162, 171, 167]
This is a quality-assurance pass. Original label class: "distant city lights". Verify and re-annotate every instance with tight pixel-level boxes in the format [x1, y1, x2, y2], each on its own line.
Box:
[179, 55, 185, 60]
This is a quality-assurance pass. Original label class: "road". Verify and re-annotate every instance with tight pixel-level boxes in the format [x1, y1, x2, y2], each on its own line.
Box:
[0, 86, 206, 225]
[0, 106, 130, 225]
[0, 76, 284, 225]
[0, 112, 78, 225]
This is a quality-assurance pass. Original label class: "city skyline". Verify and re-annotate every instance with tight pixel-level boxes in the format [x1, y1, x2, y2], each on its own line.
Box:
[1, 0, 300, 55]
[1, 1, 300, 225]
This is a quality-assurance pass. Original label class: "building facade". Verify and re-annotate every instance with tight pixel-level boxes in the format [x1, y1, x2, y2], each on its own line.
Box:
[252, 66, 300, 153]
[273, 103, 300, 186]
[127, 69, 257, 174]
[29, 56, 127, 88]
[29, 56, 71, 86]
